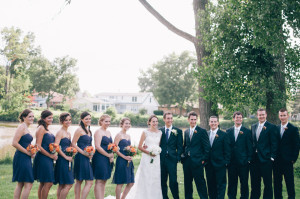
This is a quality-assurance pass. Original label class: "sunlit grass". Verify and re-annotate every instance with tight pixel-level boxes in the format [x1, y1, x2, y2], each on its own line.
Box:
[1, 154, 300, 198]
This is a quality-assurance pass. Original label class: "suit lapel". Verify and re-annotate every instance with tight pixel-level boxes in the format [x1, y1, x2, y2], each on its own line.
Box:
[212, 130, 219, 147]
[229, 127, 235, 143]
[236, 126, 244, 142]
[281, 123, 290, 139]
[258, 122, 268, 142]
[253, 123, 258, 141]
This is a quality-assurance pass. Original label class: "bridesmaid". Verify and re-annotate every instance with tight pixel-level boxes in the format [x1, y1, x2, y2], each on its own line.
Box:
[33, 110, 57, 199]
[92, 114, 114, 199]
[54, 113, 74, 199]
[72, 112, 94, 199]
[12, 109, 35, 199]
[112, 118, 135, 199]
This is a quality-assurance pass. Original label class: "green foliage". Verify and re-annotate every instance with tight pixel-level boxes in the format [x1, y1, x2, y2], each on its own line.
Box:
[197, 0, 300, 123]
[138, 51, 198, 115]
[0, 153, 13, 165]
[0, 110, 20, 122]
[153, 110, 164, 116]
[104, 107, 117, 120]
[28, 56, 79, 108]
[139, 108, 147, 115]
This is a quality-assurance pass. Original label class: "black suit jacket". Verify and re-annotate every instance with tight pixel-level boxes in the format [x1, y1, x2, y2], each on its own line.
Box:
[160, 126, 183, 162]
[227, 126, 253, 165]
[182, 125, 210, 166]
[276, 123, 300, 163]
[207, 129, 231, 167]
[251, 121, 279, 162]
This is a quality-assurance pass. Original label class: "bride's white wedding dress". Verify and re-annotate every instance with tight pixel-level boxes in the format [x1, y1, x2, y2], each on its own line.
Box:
[104, 130, 163, 199]
[126, 130, 163, 199]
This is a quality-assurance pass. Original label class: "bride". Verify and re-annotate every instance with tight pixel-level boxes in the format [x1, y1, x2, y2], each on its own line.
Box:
[125, 114, 163, 199]
[105, 115, 163, 199]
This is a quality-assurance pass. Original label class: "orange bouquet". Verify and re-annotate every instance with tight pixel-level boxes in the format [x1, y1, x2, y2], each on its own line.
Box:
[84, 146, 95, 163]
[107, 143, 119, 153]
[49, 143, 60, 165]
[49, 143, 60, 154]
[124, 145, 137, 167]
[65, 147, 77, 170]
[26, 144, 39, 155]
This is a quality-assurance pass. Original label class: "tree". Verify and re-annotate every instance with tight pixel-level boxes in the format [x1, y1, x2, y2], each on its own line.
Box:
[197, 0, 300, 123]
[28, 55, 80, 108]
[136, 0, 215, 128]
[138, 51, 197, 116]
[0, 27, 38, 111]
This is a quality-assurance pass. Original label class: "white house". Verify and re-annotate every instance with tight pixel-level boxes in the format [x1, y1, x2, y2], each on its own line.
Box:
[91, 92, 159, 114]
[72, 97, 114, 112]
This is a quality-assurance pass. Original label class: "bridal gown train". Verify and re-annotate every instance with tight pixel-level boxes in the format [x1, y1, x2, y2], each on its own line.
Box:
[125, 129, 163, 199]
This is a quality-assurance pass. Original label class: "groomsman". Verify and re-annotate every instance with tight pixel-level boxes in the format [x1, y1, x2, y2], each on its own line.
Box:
[250, 108, 279, 199]
[205, 116, 230, 199]
[226, 111, 253, 199]
[182, 111, 210, 199]
[273, 108, 299, 199]
[159, 112, 183, 199]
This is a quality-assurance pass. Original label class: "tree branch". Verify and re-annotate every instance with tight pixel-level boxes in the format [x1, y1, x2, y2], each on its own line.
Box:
[138, 0, 197, 44]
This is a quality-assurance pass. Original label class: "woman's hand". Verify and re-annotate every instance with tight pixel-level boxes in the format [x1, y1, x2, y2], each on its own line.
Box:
[50, 154, 58, 161]
[149, 152, 156, 157]
[124, 156, 132, 161]
[108, 153, 114, 159]
[65, 156, 73, 162]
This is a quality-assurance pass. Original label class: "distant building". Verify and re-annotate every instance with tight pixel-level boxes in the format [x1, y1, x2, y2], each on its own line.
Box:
[30, 92, 65, 108]
[72, 92, 159, 114]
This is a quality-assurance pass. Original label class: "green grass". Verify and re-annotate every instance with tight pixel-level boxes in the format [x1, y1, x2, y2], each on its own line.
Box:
[1, 155, 300, 198]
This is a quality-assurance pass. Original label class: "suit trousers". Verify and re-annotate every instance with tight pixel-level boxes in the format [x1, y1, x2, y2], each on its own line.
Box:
[205, 163, 227, 199]
[273, 159, 295, 199]
[250, 153, 273, 199]
[183, 157, 208, 199]
[161, 157, 179, 199]
[227, 162, 249, 199]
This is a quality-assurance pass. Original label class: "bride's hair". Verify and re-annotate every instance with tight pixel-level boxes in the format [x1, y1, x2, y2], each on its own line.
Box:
[147, 114, 158, 125]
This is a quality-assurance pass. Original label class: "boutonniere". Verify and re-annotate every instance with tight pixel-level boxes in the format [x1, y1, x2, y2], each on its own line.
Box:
[263, 126, 266, 130]
[171, 129, 178, 136]
[239, 131, 243, 135]
[215, 134, 219, 138]
[194, 130, 197, 134]
[284, 127, 288, 131]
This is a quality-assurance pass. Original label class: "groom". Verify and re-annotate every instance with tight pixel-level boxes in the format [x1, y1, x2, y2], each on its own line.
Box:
[159, 111, 183, 199]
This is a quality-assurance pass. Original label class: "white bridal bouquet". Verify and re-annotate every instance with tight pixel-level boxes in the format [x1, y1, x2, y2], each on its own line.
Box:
[148, 145, 162, 163]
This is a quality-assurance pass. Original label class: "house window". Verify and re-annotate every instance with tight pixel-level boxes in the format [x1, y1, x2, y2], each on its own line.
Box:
[150, 97, 152, 103]
[132, 96, 137, 102]
[93, 104, 99, 112]
[102, 105, 105, 110]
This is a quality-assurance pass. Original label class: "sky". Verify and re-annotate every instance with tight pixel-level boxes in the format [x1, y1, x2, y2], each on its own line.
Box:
[0, 0, 196, 95]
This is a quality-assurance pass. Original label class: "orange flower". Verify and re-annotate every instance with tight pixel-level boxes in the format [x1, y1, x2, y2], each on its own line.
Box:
[49, 143, 60, 154]
[107, 143, 119, 153]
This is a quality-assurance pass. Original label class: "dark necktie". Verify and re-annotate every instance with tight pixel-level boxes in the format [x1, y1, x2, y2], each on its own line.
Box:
[166, 129, 169, 142]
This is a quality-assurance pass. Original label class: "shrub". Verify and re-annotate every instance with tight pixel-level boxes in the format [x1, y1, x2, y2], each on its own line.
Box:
[104, 107, 117, 119]
[153, 110, 164, 115]
[139, 108, 147, 115]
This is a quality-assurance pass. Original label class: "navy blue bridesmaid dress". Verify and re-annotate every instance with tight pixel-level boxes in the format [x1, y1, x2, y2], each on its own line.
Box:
[54, 137, 74, 185]
[112, 139, 134, 184]
[73, 134, 93, 181]
[92, 136, 113, 180]
[33, 132, 55, 182]
[12, 133, 34, 183]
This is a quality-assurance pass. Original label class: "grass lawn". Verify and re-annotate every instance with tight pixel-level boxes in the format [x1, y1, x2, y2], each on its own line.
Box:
[1, 155, 300, 199]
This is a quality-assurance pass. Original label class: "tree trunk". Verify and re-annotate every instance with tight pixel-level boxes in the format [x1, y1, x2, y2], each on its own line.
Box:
[194, 0, 217, 130]
[4, 63, 9, 95]
[138, 0, 215, 129]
